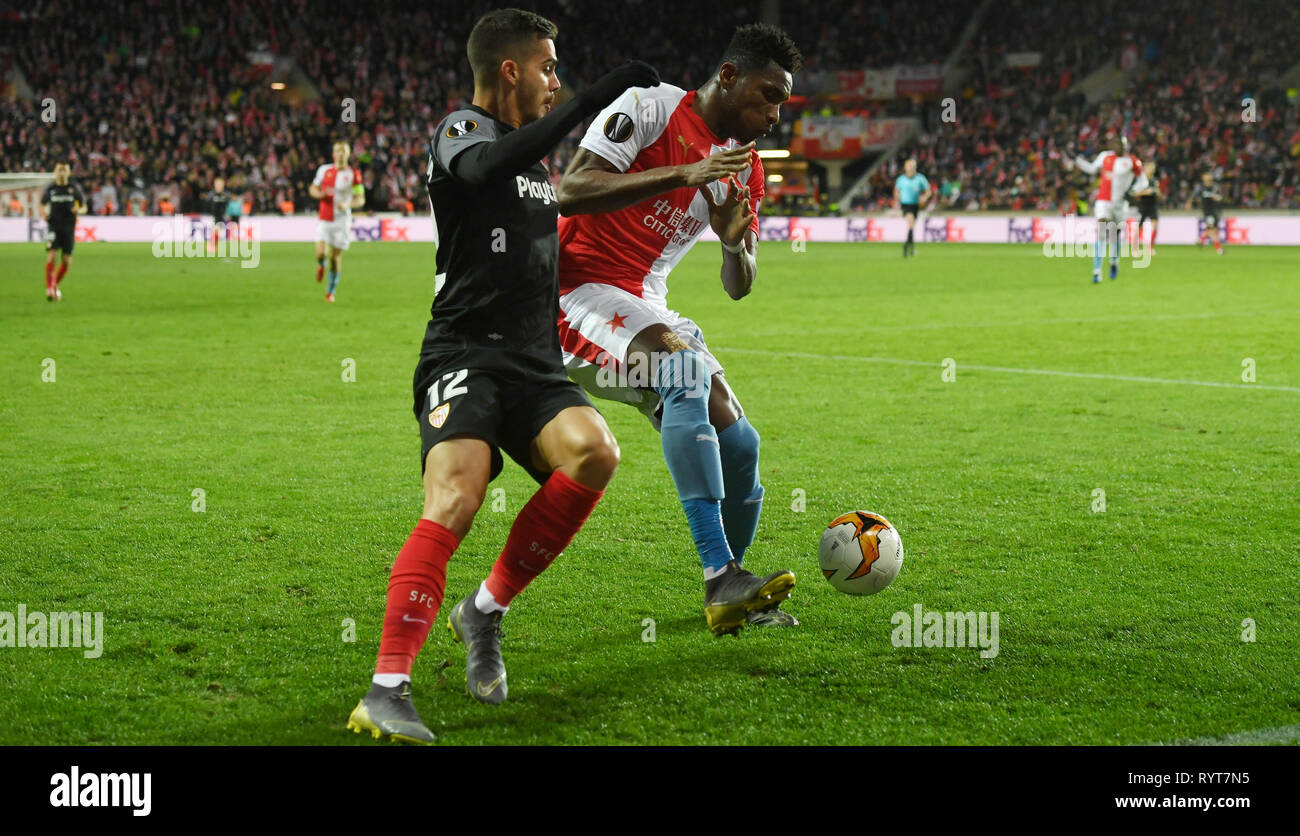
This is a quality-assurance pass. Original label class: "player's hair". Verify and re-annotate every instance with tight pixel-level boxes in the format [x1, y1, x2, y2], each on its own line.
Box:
[719, 23, 802, 76]
[333, 139, 350, 148]
[467, 8, 558, 87]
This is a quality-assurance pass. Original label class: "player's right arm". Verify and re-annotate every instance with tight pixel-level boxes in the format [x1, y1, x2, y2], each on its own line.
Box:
[40, 185, 51, 221]
[557, 145, 755, 216]
[1074, 151, 1107, 175]
[556, 84, 753, 216]
[308, 165, 326, 200]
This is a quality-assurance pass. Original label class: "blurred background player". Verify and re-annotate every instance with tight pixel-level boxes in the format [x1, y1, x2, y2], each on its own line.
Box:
[1198, 172, 1224, 254]
[39, 161, 86, 301]
[309, 140, 365, 302]
[1133, 160, 1160, 254]
[1071, 135, 1146, 282]
[894, 158, 931, 257]
[555, 23, 801, 636]
[345, 8, 658, 744]
[205, 176, 231, 255]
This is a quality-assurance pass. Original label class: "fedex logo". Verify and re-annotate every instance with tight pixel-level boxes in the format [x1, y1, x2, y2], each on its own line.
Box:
[924, 218, 964, 242]
[351, 219, 411, 241]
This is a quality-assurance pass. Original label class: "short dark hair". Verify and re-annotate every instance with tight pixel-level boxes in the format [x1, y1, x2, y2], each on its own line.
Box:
[467, 8, 558, 87]
[720, 23, 802, 76]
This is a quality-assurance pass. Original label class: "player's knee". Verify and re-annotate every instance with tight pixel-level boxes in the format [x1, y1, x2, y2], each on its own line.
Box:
[422, 477, 486, 536]
[565, 427, 620, 487]
[723, 417, 760, 468]
[654, 350, 711, 403]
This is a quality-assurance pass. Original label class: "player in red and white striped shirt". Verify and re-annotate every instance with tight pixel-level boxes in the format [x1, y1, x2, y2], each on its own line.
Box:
[309, 140, 365, 301]
[555, 23, 802, 635]
[1071, 134, 1147, 282]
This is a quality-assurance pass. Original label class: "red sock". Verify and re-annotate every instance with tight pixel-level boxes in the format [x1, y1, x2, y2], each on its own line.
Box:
[55, 263, 69, 285]
[1214, 240, 1223, 253]
[485, 470, 604, 606]
[1150, 229, 1157, 246]
[375, 519, 459, 676]
[45, 262, 54, 290]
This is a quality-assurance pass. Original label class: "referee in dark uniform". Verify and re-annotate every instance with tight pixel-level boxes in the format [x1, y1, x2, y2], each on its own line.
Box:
[40, 161, 86, 301]
[345, 8, 659, 744]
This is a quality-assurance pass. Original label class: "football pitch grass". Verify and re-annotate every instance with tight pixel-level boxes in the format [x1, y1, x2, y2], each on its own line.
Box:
[2, 240, 1297, 746]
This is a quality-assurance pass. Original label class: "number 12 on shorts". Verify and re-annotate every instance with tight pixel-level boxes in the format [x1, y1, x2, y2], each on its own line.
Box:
[426, 369, 469, 410]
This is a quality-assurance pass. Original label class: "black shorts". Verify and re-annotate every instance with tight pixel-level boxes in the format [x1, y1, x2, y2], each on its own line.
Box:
[1203, 213, 1219, 228]
[1138, 204, 1158, 223]
[901, 203, 920, 217]
[413, 351, 595, 484]
[46, 222, 75, 254]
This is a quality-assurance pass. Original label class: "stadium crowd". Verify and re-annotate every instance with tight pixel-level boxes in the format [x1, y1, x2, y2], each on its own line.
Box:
[857, 0, 1300, 212]
[2, 0, 1296, 217]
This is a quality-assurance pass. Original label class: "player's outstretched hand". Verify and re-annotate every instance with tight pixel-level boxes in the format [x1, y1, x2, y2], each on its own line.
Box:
[699, 174, 754, 249]
[681, 142, 755, 188]
[581, 60, 661, 110]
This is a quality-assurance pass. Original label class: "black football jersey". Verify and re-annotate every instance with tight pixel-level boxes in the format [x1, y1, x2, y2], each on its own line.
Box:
[1198, 183, 1220, 216]
[420, 106, 562, 366]
[206, 190, 230, 220]
[41, 181, 86, 226]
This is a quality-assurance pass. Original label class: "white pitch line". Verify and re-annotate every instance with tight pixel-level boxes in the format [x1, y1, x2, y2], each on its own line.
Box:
[743, 308, 1300, 336]
[1151, 724, 1300, 746]
[718, 347, 1300, 393]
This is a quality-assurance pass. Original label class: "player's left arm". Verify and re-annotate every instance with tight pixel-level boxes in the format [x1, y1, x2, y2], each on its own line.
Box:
[73, 183, 87, 215]
[711, 164, 761, 300]
[918, 174, 932, 206]
[350, 169, 365, 209]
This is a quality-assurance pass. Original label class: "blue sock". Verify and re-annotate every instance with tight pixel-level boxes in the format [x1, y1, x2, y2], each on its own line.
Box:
[655, 351, 731, 575]
[717, 417, 763, 564]
[327, 270, 340, 293]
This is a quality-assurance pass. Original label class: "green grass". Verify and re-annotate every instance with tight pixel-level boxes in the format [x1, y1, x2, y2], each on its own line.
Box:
[2, 240, 1297, 745]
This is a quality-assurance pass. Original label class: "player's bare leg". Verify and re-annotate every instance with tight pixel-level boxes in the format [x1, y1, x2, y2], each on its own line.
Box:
[325, 246, 344, 301]
[449, 408, 616, 703]
[629, 324, 794, 635]
[348, 437, 490, 744]
[314, 240, 327, 283]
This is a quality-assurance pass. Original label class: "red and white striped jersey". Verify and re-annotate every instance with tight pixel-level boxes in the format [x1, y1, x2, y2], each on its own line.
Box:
[313, 164, 362, 222]
[557, 84, 764, 308]
[1075, 151, 1145, 202]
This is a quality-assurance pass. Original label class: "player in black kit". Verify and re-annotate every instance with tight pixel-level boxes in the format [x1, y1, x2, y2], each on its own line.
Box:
[40, 161, 86, 301]
[346, 8, 659, 744]
[1133, 160, 1159, 254]
[1197, 172, 1224, 254]
[205, 176, 232, 254]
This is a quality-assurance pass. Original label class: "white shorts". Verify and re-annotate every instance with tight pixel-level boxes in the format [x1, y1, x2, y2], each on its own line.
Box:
[315, 219, 351, 250]
[558, 281, 723, 425]
[1093, 199, 1130, 224]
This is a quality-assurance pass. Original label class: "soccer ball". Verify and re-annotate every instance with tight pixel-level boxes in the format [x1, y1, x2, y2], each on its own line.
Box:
[818, 511, 904, 595]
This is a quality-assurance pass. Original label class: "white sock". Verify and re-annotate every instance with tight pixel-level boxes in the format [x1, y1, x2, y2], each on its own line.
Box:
[372, 673, 409, 688]
[703, 564, 729, 581]
[474, 580, 508, 614]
